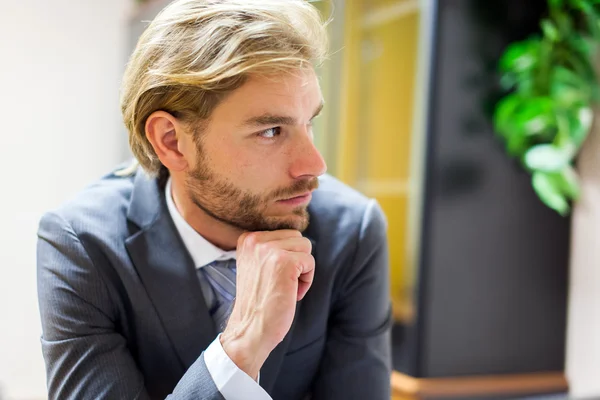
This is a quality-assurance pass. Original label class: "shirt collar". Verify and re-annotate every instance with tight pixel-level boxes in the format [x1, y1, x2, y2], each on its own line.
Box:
[165, 178, 237, 269]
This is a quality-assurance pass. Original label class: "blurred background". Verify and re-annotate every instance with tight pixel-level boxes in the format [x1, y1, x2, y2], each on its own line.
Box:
[1, 0, 599, 399]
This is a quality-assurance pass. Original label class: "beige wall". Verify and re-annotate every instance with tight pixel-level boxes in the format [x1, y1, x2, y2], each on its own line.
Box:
[566, 106, 600, 398]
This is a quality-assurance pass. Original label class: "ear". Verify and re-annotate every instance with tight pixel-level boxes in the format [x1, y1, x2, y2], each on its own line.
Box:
[145, 111, 190, 172]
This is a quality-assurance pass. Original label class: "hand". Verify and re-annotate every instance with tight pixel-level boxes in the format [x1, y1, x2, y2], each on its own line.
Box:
[220, 230, 315, 380]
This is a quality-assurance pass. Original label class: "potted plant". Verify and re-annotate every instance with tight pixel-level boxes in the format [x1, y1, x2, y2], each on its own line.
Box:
[494, 0, 600, 215]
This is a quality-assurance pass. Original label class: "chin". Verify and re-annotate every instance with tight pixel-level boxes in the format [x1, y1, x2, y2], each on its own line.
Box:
[268, 213, 309, 232]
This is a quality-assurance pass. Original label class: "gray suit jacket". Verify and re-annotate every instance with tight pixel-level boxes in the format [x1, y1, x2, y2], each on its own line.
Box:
[37, 166, 392, 400]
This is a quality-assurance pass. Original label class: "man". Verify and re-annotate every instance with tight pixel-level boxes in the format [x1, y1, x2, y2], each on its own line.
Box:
[36, 0, 392, 399]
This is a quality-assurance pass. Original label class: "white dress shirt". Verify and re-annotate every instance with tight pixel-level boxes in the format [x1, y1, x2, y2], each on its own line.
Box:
[165, 178, 271, 400]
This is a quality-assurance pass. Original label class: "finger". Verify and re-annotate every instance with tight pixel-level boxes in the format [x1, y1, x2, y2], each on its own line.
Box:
[239, 230, 302, 249]
[237, 231, 251, 252]
[272, 237, 312, 254]
[295, 254, 315, 301]
[258, 229, 302, 242]
[297, 273, 314, 301]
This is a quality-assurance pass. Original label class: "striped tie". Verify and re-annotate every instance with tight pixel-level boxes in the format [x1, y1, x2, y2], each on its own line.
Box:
[200, 259, 237, 332]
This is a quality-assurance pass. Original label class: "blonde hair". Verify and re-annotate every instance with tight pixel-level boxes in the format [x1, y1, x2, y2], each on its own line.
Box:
[120, 0, 329, 176]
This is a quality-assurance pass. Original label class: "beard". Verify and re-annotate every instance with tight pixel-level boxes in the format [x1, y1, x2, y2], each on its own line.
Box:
[184, 152, 319, 232]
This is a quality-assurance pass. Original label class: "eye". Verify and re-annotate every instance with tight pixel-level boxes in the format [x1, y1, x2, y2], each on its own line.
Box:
[258, 127, 282, 139]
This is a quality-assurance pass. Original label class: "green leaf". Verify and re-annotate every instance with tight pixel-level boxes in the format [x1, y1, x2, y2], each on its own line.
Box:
[552, 84, 584, 107]
[548, 0, 563, 7]
[550, 66, 591, 107]
[555, 47, 598, 92]
[494, 94, 523, 137]
[532, 172, 570, 215]
[541, 19, 560, 41]
[499, 72, 534, 93]
[571, 0, 600, 40]
[567, 34, 593, 58]
[499, 40, 539, 75]
[507, 130, 529, 157]
[515, 76, 536, 96]
[552, 66, 586, 87]
[557, 44, 598, 84]
[512, 97, 556, 137]
[552, 9, 573, 36]
[569, 106, 593, 146]
[499, 73, 518, 90]
[524, 144, 570, 172]
[550, 166, 581, 200]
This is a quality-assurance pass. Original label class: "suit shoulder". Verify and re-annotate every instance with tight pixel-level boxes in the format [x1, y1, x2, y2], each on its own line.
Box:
[312, 174, 384, 213]
[39, 164, 137, 239]
[310, 174, 386, 235]
[313, 174, 371, 208]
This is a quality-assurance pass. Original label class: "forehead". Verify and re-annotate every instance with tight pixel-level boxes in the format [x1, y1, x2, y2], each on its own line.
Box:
[211, 69, 322, 122]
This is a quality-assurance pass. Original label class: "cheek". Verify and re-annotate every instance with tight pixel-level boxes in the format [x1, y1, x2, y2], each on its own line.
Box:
[204, 142, 248, 176]
[238, 153, 292, 191]
[205, 134, 292, 186]
[209, 149, 266, 189]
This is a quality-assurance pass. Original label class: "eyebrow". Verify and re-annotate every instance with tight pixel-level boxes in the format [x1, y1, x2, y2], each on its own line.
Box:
[241, 101, 324, 127]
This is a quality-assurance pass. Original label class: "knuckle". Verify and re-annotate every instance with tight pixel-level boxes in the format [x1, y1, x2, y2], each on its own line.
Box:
[265, 248, 277, 263]
[268, 249, 289, 269]
[300, 254, 314, 270]
[301, 237, 312, 253]
[243, 232, 260, 247]
[284, 229, 302, 238]
[291, 230, 302, 238]
[295, 260, 304, 275]
[237, 232, 248, 247]
[271, 249, 287, 266]
[255, 241, 270, 258]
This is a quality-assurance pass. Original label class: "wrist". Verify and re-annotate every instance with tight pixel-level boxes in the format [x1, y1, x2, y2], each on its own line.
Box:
[220, 325, 270, 380]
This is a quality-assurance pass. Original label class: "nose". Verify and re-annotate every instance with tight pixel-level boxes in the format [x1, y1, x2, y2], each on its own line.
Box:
[289, 127, 328, 179]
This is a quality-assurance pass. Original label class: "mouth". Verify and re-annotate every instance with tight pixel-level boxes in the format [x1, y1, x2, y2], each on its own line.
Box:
[276, 192, 313, 207]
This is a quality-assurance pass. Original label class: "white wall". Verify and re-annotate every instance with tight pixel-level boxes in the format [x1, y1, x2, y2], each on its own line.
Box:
[0, 1, 131, 398]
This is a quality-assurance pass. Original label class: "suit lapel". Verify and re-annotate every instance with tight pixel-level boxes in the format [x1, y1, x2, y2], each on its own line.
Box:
[125, 169, 217, 370]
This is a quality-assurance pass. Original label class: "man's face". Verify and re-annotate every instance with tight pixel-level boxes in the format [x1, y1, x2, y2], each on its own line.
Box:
[184, 68, 327, 232]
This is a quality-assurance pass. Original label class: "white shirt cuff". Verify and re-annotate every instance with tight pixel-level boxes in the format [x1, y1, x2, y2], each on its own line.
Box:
[204, 334, 272, 400]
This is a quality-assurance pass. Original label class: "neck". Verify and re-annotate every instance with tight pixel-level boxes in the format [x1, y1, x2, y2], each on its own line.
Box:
[170, 174, 242, 251]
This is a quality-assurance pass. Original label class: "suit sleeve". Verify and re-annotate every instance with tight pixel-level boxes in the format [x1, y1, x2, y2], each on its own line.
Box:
[311, 199, 393, 400]
[36, 211, 224, 400]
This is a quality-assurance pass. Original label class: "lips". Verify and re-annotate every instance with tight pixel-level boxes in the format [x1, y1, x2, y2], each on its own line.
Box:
[280, 192, 312, 201]
[276, 192, 313, 206]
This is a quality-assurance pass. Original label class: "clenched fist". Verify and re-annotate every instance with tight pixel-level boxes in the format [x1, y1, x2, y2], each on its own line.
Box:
[220, 230, 315, 380]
